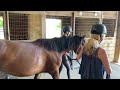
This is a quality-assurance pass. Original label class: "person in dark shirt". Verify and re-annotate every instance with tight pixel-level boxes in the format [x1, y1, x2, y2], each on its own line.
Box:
[59, 25, 73, 79]
[76, 24, 112, 79]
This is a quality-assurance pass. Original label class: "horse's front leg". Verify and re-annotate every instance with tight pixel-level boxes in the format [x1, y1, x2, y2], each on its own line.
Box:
[50, 70, 59, 79]
[34, 73, 41, 79]
[5, 74, 10, 79]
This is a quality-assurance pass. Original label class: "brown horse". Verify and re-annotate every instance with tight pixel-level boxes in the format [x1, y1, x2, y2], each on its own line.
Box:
[0, 35, 85, 79]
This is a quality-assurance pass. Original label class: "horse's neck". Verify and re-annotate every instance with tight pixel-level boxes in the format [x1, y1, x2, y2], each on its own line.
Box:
[57, 51, 66, 58]
[61, 51, 67, 56]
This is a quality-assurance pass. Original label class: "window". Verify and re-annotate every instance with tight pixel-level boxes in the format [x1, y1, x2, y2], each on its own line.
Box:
[0, 16, 4, 39]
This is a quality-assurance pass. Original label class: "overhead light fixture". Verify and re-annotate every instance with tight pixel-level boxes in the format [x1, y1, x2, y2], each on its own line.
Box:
[79, 11, 82, 16]
[94, 12, 97, 16]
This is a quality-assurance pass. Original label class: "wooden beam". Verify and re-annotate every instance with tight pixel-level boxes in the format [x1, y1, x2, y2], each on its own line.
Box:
[3, 11, 10, 40]
[8, 11, 45, 15]
[114, 11, 120, 63]
[46, 11, 72, 16]
[8, 11, 117, 19]
[41, 12, 46, 38]
[99, 11, 103, 24]
[72, 12, 75, 36]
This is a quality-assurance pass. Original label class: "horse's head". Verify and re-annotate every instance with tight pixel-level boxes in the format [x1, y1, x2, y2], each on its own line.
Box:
[67, 35, 86, 54]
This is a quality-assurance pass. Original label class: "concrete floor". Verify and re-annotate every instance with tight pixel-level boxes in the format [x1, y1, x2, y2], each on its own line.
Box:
[109, 62, 120, 79]
[0, 61, 120, 79]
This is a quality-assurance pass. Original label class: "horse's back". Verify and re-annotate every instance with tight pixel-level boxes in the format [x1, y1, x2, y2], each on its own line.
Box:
[0, 40, 46, 76]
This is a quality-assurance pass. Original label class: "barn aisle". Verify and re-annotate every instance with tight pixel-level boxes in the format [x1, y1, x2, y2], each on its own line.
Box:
[0, 62, 120, 79]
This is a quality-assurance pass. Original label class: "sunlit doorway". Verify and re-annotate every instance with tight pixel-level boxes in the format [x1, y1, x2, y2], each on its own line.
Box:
[46, 18, 62, 39]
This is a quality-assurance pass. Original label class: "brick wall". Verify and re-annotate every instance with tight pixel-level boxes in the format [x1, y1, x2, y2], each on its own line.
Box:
[100, 38, 116, 62]
[28, 14, 42, 40]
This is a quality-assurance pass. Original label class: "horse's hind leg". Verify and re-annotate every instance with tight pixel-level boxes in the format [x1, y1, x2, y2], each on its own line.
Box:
[34, 73, 41, 79]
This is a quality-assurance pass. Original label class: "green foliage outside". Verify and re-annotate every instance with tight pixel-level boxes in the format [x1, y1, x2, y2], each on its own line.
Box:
[0, 16, 3, 27]
[56, 21, 61, 30]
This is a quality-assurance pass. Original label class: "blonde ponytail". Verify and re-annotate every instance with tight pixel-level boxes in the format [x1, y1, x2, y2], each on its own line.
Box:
[84, 34, 100, 55]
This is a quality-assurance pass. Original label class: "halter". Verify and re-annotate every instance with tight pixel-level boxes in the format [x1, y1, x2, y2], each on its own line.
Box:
[75, 39, 85, 54]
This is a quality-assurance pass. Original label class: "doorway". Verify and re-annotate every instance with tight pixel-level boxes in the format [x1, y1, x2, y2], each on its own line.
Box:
[0, 16, 4, 39]
[46, 18, 62, 39]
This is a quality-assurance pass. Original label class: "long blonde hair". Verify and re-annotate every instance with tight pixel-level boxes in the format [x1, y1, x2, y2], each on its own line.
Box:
[84, 34, 100, 55]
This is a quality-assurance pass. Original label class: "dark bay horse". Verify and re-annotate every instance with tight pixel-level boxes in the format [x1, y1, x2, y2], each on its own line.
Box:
[0, 35, 85, 79]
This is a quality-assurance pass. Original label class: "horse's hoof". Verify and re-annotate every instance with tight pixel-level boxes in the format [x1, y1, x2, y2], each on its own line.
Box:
[5, 76, 10, 79]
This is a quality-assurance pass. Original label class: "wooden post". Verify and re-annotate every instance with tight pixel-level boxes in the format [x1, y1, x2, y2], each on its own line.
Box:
[99, 11, 103, 24]
[3, 11, 10, 40]
[71, 12, 76, 58]
[72, 12, 75, 36]
[41, 11, 46, 38]
[114, 11, 120, 63]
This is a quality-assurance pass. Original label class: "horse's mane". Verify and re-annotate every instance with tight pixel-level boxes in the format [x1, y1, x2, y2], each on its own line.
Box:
[33, 36, 71, 52]
[32, 35, 84, 52]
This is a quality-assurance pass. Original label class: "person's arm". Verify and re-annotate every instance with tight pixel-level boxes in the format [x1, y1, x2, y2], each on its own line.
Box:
[76, 46, 84, 60]
[98, 48, 112, 75]
[76, 40, 86, 60]
[65, 51, 74, 61]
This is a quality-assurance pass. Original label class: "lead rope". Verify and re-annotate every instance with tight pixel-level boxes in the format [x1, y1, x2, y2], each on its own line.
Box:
[72, 40, 85, 65]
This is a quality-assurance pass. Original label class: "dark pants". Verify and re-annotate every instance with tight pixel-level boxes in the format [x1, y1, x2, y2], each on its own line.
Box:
[59, 54, 73, 79]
